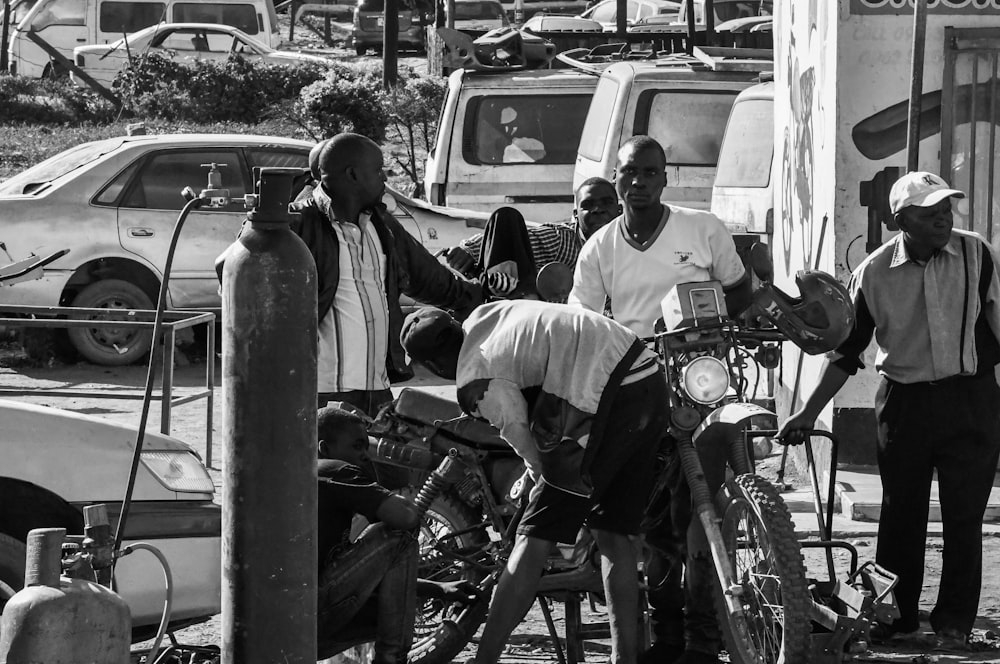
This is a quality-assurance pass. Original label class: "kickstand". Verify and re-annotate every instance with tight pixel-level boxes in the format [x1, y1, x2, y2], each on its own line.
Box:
[537, 595, 569, 664]
[774, 442, 793, 492]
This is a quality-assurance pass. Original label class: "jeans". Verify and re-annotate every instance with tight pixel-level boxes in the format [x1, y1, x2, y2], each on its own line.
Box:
[317, 523, 418, 663]
[874, 373, 1000, 635]
[644, 433, 727, 655]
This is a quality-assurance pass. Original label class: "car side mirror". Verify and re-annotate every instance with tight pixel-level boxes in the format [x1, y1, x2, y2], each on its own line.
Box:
[748, 242, 772, 282]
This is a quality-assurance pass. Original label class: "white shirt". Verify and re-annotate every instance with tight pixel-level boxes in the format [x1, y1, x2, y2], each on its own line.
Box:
[568, 205, 746, 337]
[317, 212, 390, 392]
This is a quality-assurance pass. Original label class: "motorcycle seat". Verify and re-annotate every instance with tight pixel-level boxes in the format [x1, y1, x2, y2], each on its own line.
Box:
[393, 388, 509, 449]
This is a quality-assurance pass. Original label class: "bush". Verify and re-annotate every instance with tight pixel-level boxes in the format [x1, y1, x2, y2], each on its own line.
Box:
[118, 53, 327, 123]
[0, 73, 116, 124]
[296, 62, 388, 142]
[381, 69, 446, 196]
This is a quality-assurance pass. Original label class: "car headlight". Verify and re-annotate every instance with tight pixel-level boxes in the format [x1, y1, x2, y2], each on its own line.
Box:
[680, 356, 730, 405]
[141, 451, 215, 493]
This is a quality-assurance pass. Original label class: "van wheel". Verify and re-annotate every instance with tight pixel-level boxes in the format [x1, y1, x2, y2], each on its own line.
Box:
[42, 60, 68, 79]
[67, 279, 155, 366]
[356, 45, 366, 55]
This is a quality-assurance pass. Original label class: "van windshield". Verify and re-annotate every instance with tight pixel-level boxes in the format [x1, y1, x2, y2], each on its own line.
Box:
[29, 0, 85, 29]
[642, 90, 736, 166]
[465, 94, 593, 165]
[578, 77, 619, 162]
[0, 138, 126, 197]
[455, 1, 504, 20]
[714, 98, 773, 188]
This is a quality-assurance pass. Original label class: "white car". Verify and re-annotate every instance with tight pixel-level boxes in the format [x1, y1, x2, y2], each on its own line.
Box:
[0, 133, 490, 365]
[578, 0, 680, 31]
[70, 22, 330, 89]
[0, 400, 220, 640]
[521, 14, 603, 32]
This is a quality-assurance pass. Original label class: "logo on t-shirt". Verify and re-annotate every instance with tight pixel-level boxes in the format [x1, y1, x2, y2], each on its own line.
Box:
[675, 251, 692, 264]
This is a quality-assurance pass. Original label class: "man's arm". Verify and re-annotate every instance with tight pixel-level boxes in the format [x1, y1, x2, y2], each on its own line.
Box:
[567, 240, 607, 314]
[474, 379, 543, 481]
[724, 275, 753, 317]
[379, 207, 484, 319]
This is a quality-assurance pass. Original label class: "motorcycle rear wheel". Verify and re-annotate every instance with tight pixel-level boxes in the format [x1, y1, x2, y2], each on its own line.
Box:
[714, 474, 812, 664]
[403, 490, 492, 664]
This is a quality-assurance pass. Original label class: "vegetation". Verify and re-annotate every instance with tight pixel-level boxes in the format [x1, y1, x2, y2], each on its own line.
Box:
[0, 54, 447, 194]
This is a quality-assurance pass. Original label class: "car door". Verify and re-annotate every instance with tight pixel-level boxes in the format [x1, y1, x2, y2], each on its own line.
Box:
[113, 147, 251, 309]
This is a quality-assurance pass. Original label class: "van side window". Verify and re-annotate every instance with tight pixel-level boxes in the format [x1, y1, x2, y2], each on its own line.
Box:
[100, 1, 167, 33]
[119, 150, 247, 211]
[30, 0, 85, 29]
[634, 90, 736, 166]
[463, 95, 591, 166]
[714, 98, 773, 188]
[578, 77, 618, 162]
[174, 2, 260, 34]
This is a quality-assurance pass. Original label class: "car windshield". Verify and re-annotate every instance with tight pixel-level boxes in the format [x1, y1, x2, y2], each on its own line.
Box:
[0, 137, 126, 197]
[455, 2, 503, 19]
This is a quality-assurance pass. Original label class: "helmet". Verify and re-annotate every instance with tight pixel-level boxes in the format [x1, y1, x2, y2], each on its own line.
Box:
[753, 271, 855, 355]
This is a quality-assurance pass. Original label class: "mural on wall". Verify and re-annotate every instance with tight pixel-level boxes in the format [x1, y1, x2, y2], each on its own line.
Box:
[850, 0, 1000, 14]
[780, 0, 828, 270]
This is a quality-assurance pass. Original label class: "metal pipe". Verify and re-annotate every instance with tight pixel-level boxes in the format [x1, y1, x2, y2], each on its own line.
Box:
[906, 0, 928, 171]
[221, 168, 318, 664]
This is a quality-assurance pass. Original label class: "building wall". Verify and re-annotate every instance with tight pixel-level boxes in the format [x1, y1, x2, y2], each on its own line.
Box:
[773, 0, 1000, 463]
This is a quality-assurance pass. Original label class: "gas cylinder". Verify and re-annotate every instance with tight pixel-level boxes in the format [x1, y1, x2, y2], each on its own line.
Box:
[221, 167, 318, 664]
[0, 528, 130, 664]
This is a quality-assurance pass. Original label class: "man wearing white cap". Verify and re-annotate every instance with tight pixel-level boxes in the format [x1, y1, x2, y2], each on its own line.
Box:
[779, 171, 1000, 651]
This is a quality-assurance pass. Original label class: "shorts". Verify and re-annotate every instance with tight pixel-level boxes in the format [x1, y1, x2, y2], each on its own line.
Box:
[517, 372, 668, 544]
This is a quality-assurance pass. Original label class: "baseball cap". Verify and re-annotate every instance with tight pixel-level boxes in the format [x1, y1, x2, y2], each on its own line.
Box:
[400, 307, 460, 362]
[889, 171, 965, 215]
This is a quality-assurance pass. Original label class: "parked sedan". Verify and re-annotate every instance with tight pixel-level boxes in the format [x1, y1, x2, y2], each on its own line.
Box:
[71, 23, 330, 89]
[578, 0, 679, 31]
[0, 399, 220, 640]
[0, 133, 490, 365]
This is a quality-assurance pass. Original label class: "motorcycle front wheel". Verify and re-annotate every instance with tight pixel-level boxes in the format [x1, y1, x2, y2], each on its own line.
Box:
[403, 490, 493, 664]
[714, 474, 812, 664]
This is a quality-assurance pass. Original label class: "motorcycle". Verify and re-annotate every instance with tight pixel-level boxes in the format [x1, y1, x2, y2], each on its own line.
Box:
[370, 245, 899, 664]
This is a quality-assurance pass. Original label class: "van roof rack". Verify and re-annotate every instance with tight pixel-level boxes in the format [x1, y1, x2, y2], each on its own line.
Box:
[555, 43, 697, 73]
[439, 26, 556, 72]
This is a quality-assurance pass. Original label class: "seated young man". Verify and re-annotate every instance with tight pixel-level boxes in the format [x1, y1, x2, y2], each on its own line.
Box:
[316, 405, 474, 662]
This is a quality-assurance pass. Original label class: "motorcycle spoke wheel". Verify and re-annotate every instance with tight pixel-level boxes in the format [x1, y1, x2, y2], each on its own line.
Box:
[715, 474, 812, 664]
[399, 490, 493, 664]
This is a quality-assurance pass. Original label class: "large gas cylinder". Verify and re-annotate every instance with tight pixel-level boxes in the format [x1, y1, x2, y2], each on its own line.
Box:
[0, 528, 130, 664]
[221, 167, 318, 664]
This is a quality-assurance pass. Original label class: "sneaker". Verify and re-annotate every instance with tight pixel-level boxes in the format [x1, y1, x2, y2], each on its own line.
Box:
[934, 627, 969, 652]
[638, 641, 684, 664]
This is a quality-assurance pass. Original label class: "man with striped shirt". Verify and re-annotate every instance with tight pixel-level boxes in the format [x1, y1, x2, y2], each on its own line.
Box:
[289, 134, 482, 416]
[442, 177, 621, 278]
[780, 172, 1000, 651]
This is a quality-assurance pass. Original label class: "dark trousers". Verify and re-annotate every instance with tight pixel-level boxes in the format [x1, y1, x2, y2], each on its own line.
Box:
[644, 433, 728, 655]
[874, 372, 1000, 635]
[479, 206, 537, 298]
[317, 523, 418, 663]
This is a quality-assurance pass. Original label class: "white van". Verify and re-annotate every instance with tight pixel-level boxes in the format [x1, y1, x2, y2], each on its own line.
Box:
[710, 79, 774, 239]
[573, 59, 762, 217]
[7, 0, 278, 78]
[424, 67, 599, 224]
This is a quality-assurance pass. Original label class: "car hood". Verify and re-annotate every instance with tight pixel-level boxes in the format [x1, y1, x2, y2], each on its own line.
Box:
[74, 43, 123, 57]
[268, 50, 332, 65]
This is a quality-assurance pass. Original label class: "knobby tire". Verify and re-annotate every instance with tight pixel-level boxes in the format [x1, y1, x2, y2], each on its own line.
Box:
[714, 474, 812, 664]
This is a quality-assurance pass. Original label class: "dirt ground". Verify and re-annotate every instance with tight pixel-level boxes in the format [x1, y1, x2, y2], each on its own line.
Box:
[2, 339, 1000, 664]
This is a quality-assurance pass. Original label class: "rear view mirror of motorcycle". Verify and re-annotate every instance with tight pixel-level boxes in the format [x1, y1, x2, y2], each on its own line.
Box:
[748, 242, 773, 282]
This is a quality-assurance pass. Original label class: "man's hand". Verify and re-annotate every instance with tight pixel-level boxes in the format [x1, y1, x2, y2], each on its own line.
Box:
[417, 579, 481, 605]
[443, 246, 477, 277]
[776, 411, 816, 446]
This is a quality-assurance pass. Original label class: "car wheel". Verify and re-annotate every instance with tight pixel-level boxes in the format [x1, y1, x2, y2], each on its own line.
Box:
[67, 279, 155, 366]
[0, 532, 26, 618]
[356, 45, 366, 55]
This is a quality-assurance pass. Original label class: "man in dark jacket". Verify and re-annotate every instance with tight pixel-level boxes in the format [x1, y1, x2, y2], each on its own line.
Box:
[293, 133, 482, 415]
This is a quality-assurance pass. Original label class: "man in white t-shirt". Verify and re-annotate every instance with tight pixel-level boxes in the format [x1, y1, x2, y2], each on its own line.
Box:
[568, 135, 752, 664]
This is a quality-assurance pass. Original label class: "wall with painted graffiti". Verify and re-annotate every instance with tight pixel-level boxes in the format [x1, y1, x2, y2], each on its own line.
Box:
[773, 0, 997, 434]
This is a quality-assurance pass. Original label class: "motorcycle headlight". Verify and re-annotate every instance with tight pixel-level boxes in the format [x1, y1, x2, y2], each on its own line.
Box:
[680, 356, 730, 405]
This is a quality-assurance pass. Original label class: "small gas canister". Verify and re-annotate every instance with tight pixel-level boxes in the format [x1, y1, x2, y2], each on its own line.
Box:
[0, 527, 130, 664]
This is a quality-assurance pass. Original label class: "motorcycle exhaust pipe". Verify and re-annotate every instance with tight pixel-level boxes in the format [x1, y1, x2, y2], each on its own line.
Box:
[368, 438, 441, 471]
